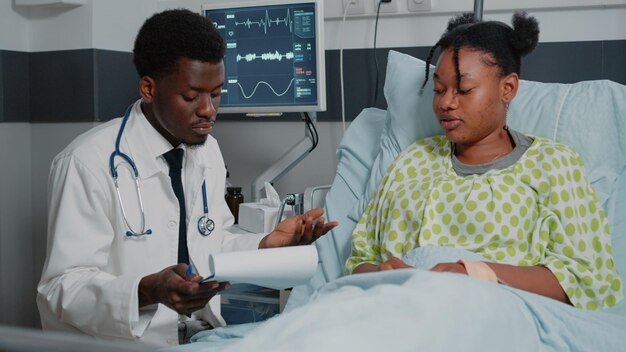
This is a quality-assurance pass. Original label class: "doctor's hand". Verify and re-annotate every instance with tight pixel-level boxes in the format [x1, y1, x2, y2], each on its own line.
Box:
[259, 208, 338, 248]
[138, 264, 228, 315]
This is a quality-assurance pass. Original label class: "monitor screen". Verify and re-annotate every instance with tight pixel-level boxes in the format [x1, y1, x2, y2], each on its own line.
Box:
[203, 0, 326, 114]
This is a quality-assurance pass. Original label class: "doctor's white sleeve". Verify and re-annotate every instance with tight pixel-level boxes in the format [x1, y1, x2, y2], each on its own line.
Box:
[37, 154, 152, 340]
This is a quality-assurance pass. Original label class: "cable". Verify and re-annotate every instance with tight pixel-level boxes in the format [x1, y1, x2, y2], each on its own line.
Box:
[302, 112, 319, 152]
[372, 0, 384, 106]
[312, 117, 319, 150]
[307, 114, 318, 151]
[339, 0, 352, 132]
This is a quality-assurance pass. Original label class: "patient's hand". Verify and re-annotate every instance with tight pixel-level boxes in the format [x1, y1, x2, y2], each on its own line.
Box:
[430, 262, 468, 275]
[259, 208, 338, 248]
[378, 256, 413, 271]
[353, 256, 413, 274]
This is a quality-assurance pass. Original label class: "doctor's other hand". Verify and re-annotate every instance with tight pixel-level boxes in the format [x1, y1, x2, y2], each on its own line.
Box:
[259, 208, 338, 248]
[138, 264, 228, 315]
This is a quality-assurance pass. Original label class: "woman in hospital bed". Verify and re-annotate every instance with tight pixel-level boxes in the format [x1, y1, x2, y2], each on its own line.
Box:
[347, 11, 623, 310]
[179, 11, 625, 351]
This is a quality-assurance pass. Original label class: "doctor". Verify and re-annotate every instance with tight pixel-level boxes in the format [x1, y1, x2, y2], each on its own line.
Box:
[37, 9, 337, 347]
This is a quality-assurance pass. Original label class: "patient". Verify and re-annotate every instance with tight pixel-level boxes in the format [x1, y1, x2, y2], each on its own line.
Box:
[346, 12, 623, 310]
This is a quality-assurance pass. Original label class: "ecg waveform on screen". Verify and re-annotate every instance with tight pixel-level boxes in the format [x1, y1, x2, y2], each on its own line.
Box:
[236, 50, 294, 62]
[235, 78, 295, 99]
[235, 9, 293, 34]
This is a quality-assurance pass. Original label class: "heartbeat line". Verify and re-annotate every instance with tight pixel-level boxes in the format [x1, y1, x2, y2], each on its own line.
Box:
[236, 50, 295, 62]
[236, 78, 295, 99]
[235, 9, 293, 34]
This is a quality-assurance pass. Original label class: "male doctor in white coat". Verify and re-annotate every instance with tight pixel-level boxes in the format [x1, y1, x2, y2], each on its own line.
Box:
[37, 9, 337, 347]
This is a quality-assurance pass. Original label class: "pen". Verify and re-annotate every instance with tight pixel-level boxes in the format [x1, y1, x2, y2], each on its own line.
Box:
[200, 274, 215, 284]
[185, 263, 193, 280]
[184, 264, 193, 318]
[187, 263, 214, 283]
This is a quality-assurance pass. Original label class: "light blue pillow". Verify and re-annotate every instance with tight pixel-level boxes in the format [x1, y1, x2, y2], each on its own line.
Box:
[508, 79, 626, 213]
[347, 50, 441, 222]
[510, 79, 626, 314]
[313, 108, 387, 283]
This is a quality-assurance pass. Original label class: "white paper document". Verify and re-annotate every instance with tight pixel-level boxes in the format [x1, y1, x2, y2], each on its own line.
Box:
[202, 245, 318, 290]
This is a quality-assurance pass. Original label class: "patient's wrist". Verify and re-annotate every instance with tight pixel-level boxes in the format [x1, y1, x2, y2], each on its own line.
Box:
[138, 274, 158, 307]
[352, 262, 379, 274]
[456, 260, 499, 284]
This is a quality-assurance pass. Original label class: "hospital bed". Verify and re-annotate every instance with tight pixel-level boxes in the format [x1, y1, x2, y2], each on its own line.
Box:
[170, 50, 626, 351]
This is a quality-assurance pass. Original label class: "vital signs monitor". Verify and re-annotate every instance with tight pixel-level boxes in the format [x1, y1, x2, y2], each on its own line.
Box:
[203, 0, 326, 114]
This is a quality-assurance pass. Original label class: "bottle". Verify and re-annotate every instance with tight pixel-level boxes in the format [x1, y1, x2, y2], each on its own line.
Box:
[225, 187, 244, 224]
[224, 166, 233, 196]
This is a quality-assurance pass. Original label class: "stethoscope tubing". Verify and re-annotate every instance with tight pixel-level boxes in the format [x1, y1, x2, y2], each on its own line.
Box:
[110, 103, 213, 238]
[110, 104, 152, 237]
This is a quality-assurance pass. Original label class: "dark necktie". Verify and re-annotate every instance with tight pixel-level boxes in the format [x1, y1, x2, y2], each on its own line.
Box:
[163, 148, 189, 264]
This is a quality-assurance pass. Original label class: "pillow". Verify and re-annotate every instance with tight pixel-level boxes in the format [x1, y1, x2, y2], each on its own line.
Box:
[287, 108, 387, 310]
[508, 79, 626, 213]
[506, 80, 569, 139]
[314, 108, 387, 283]
[347, 50, 441, 222]
[609, 171, 626, 315]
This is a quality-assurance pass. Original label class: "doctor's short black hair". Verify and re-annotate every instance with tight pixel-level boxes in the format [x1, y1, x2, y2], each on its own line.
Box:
[422, 12, 539, 89]
[133, 8, 225, 79]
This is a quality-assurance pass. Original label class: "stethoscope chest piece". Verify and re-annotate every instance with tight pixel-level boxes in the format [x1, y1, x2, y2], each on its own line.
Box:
[113, 103, 216, 239]
[197, 216, 215, 236]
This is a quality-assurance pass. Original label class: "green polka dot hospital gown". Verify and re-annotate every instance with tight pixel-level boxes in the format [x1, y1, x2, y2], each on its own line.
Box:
[346, 132, 623, 310]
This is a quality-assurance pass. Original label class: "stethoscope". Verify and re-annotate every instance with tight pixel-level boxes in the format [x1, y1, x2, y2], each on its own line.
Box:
[109, 104, 215, 237]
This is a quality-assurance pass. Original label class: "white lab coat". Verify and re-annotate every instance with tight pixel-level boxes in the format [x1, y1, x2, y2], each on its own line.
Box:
[37, 100, 264, 347]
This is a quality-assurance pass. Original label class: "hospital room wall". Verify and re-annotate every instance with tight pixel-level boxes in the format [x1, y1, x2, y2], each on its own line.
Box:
[0, 2, 34, 328]
[0, 0, 625, 330]
[0, 0, 157, 329]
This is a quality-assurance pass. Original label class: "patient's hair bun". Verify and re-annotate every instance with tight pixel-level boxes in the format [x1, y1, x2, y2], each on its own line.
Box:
[510, 11, 539, 57]
[421, 10, 540, 88]
[446, 12, 477, 31]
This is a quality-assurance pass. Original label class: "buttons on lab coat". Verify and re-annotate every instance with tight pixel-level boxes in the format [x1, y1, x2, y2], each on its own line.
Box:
[168, 220, 177, 229]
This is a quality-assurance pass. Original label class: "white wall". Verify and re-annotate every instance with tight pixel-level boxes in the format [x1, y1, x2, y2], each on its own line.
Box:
[0, 2, 33, 328]
[0, 123, 35, 327]
[160, 0, 626, 50]
[323, 1, 626, 49]
[1, 0, 625, 330]
[325, 0, 626, 19]
[91, 0, 157, 52]
[0, 0, 156, 330]
[212, 121, 344, 201]
[11, 0, 156, 52]
[27, 2, 94, 52]
[0, 2, 29, 51]
[30, 123, 97, 302]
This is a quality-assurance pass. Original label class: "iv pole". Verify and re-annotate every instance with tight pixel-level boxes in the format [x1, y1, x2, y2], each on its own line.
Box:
[474, 0, 484, 20]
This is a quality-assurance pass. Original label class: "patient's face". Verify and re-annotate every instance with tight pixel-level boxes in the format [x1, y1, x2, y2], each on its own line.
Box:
[432, 47, 508, 146]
